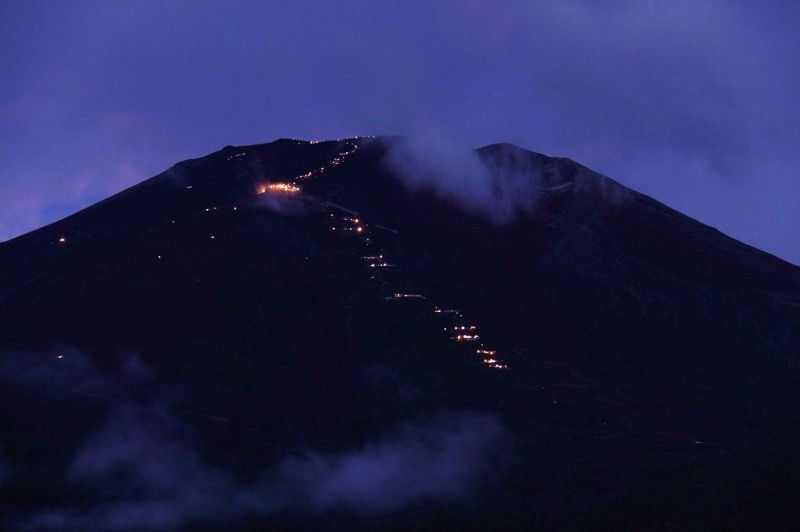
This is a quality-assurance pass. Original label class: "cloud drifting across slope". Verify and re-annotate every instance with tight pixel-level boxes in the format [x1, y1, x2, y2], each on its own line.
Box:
[271, 410, 504, 516]
[385, 134, 545, 223]
[22, 405, 505, 530]
[1, 349, 509, 530]
[383, 132, 634, 223]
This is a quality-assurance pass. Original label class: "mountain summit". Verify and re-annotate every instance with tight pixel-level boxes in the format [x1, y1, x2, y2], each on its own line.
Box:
[1, 137, 799, 529]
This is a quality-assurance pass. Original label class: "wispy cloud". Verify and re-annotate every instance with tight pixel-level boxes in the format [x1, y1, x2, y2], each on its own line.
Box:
[21, 404, 506, 530]
[0, 349, 155, 402]
[267, 409, 505, 515]
[384, 133, 544, 223]
[383, 132, 633, 223]
[3, 349, 511, 530]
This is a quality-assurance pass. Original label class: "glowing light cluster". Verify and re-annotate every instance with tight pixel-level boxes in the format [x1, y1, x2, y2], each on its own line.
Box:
[475, 347, 507, 369]
[260, 183, 301, 194]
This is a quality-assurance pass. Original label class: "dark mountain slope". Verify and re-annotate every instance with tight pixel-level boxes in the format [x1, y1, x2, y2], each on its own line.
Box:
[1, 137, 799, 530]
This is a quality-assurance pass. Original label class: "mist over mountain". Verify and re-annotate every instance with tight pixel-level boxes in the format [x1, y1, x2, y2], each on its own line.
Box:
[1, 137, 799, 530]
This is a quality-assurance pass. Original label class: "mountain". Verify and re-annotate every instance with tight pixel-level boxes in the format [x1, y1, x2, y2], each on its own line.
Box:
[1, 136, 800, 530]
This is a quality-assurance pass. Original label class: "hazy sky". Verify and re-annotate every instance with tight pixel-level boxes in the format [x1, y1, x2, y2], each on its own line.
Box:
[1, 1, 798, 264]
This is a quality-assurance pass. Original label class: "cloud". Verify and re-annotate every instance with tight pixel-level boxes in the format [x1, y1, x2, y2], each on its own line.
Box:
[0, 349, 156, 402]
[18, 402, 241, 531]
[19, 403, 506, 530]
[383, 133, 635, 223]
[5, 349, 511, 530]
[268, 409, 505, 515]
[384, 134, 545, 223]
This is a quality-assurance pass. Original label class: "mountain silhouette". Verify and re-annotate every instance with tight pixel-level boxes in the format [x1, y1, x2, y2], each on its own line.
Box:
[1, 137, 799, 530]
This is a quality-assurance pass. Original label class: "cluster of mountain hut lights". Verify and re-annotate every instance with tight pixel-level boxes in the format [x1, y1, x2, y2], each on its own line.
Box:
[258, 182, 301, 194]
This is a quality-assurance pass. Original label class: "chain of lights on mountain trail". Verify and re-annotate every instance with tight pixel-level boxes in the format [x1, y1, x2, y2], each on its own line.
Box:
[54, 138, 508, 371]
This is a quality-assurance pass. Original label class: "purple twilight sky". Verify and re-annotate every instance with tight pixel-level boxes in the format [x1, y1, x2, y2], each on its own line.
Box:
[1, 1, 798, 264]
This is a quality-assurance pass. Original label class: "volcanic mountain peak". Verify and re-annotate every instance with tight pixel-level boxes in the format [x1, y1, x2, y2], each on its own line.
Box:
[1, 136, 800, 529]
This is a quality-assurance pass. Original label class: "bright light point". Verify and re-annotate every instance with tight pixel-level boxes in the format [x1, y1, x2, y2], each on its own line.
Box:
[57, 237, 66, 243]
[56, 354, 63, 359]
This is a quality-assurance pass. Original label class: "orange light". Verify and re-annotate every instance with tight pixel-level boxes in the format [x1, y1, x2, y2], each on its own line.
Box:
[264, 183, 301, 193]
